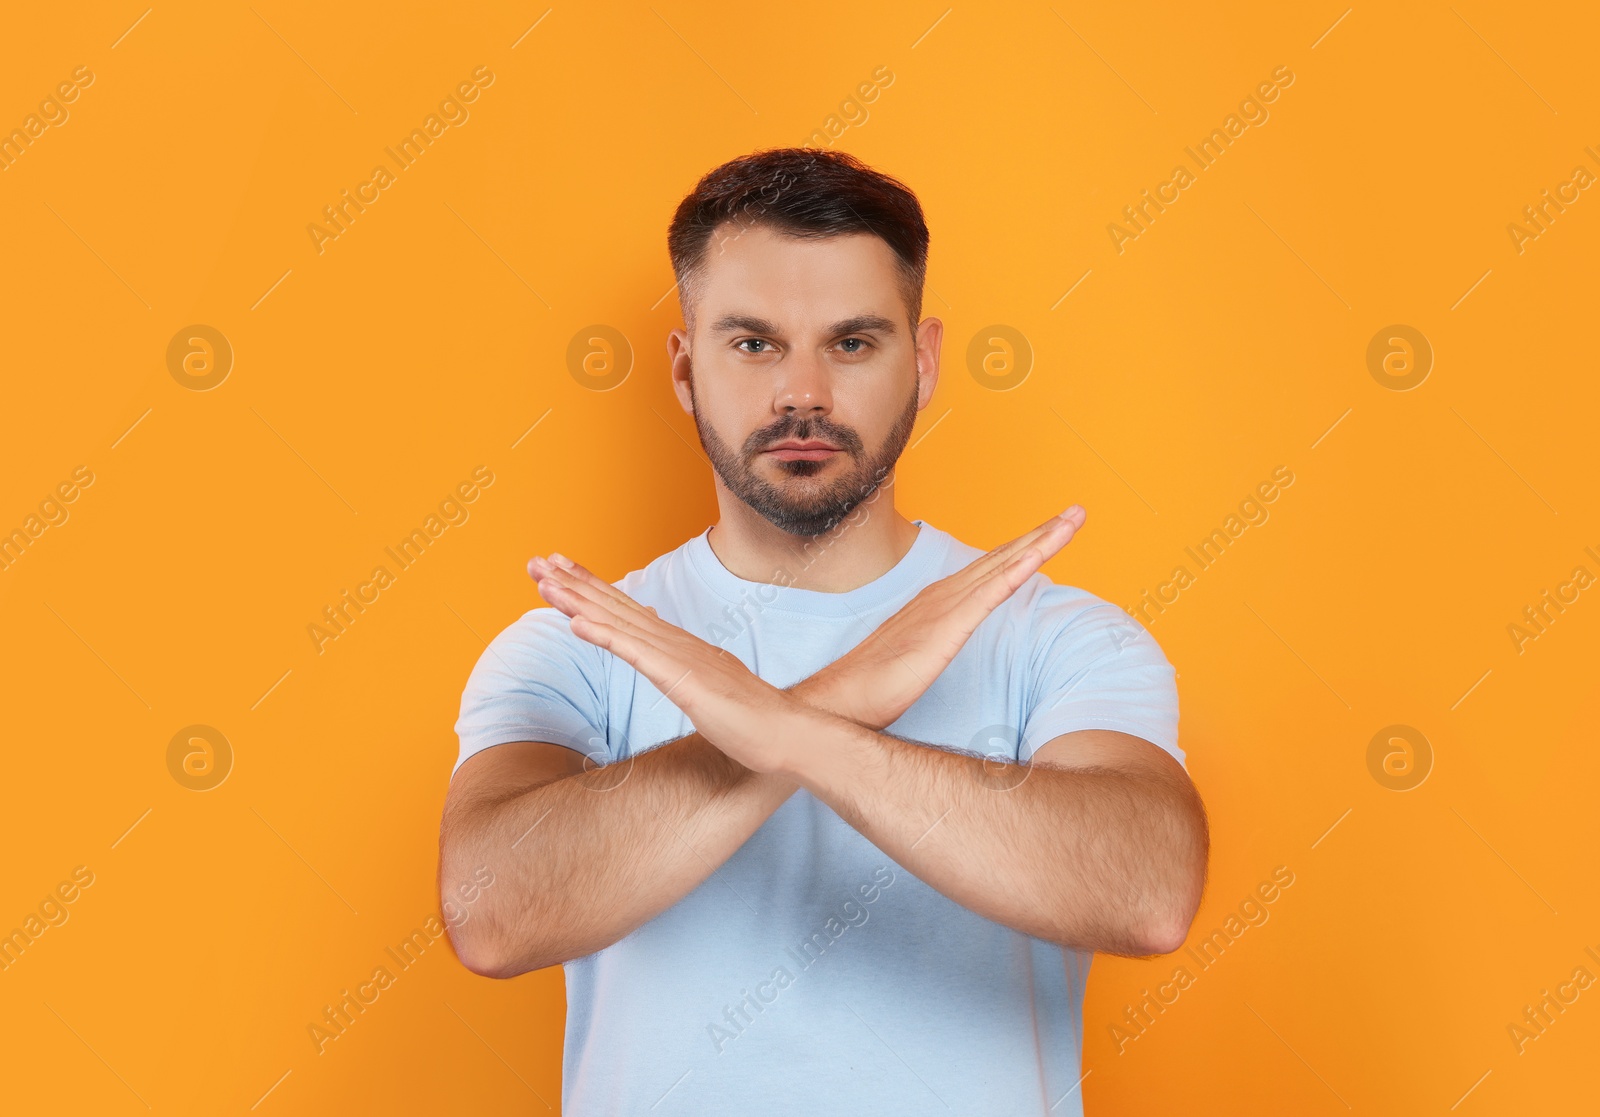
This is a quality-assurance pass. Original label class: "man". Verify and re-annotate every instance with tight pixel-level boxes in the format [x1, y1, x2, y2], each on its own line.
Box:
[438, 147, 1208, 1115]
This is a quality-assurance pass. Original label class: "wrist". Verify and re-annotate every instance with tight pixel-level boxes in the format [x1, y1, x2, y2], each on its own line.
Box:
[789, 667, 881, 731]
[769, 696, 877, 791]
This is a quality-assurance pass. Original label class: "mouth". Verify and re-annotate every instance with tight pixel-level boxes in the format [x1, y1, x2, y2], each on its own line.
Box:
[764, 440, 841, 462]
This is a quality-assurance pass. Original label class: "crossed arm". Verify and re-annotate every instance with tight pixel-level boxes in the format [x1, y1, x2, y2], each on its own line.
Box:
[439, 509, 1208, 977]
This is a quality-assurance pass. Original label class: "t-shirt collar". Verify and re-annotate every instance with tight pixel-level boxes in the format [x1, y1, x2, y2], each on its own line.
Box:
[685, 518, 943, 617]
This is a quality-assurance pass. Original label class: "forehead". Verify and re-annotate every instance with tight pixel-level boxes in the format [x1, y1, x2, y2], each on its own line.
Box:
[693, 224, 903, 323]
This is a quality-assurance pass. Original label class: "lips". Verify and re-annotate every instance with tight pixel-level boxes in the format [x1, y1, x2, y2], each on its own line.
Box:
[764, 440, 840, 462]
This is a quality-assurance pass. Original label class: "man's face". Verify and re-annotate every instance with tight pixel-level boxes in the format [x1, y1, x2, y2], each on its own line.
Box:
[668, 223, 940, 538]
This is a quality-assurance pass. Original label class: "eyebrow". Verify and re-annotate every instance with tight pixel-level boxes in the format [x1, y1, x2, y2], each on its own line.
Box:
[708, 314, 898, 337]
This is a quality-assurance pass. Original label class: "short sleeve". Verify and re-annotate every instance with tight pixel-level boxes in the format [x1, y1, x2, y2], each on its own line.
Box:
[452, 607, 609, 776]
[1018, 589, 1183, 768]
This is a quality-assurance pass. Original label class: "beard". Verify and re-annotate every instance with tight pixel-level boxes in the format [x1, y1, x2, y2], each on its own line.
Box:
[689, 375, 920, 539]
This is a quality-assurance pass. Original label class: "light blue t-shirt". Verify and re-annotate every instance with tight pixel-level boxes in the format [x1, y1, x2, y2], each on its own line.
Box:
[453, 519, 1182, 1116]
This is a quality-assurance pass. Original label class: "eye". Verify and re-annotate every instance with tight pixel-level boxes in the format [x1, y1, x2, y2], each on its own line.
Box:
[838, 337, 868, 353]
[735, 338, 772, 353]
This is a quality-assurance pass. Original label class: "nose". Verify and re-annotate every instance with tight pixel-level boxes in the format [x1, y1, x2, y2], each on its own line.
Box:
[772, 352, 832, 419]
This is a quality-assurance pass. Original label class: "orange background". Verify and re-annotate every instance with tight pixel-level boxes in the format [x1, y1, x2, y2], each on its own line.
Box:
[2, 2, 1595, 1113]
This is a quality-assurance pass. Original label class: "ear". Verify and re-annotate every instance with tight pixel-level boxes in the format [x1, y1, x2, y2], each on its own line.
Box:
[914, 317, 943, 409]
[667, 328, 694, 414]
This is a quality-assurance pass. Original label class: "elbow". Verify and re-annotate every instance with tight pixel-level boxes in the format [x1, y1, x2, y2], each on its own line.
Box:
[449, 922, 566, 979]
[1137, 912, 1193, 956]
[448, 922, 520, 980]
[1141, 789, 1209, 955]
[1136, 851, 1208, 956]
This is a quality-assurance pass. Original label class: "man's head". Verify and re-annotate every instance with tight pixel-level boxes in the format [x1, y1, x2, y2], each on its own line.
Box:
[665, 148, 941, 538]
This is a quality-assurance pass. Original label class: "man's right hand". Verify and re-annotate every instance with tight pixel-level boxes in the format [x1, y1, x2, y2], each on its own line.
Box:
[795, 505, 1087, 731]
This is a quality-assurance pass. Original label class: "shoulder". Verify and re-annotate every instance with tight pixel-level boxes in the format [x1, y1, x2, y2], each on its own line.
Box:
[1017, 577, 1159, 665]
[936, 526, 1155, 661]
[468, 606, 602, 685]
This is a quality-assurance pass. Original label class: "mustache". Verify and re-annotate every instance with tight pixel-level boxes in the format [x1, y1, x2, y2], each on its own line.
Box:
[743, 419, 863, 455]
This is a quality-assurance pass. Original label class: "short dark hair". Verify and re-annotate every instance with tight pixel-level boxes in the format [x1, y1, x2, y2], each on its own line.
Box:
[667, 147, 930, 333]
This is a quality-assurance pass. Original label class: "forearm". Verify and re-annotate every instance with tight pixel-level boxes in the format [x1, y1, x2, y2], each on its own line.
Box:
[443, 676, 856, 977]
[781, 718, 1206, 956]
[443, 732, 789, 976]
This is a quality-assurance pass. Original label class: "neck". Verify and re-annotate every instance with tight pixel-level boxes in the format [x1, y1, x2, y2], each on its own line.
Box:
[706, 487, 921, 593]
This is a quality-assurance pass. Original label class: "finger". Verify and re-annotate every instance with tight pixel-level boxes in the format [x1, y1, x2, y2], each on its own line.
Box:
[1002, 506, 1084, 569]
[534, 575, 644, 636]
[938, 546, 1051, 637]
[942, 505, 1086, 595]
[531, 554, 661, 625]
[536, 572, 710, 662]
[567, 614, 699, 708]
[947, 513, 1086, 628]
